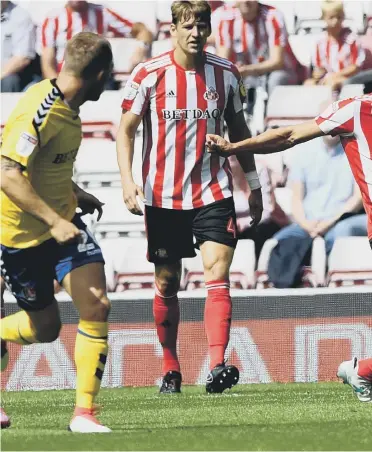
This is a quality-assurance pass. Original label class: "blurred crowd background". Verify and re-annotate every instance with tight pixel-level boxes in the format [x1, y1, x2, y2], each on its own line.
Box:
[2, 0, 372, 290]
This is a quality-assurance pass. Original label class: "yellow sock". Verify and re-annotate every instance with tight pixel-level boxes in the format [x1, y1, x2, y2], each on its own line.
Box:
[0, 311, 39, 345]
[75, 320, 108, 410]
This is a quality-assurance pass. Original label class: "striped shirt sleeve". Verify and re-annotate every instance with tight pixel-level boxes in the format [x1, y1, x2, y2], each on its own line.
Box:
[41, 15, 58, 48]
[266, 9, 288, 48]
[121, 64, 151, 115]
[103, 7, 133, 37]
[226, 69, 245, 116]
[312, 39, 323, 68]
[216, 19, 233, 49]
[354, 38, 366, 68]
[315, 99, 355, 136]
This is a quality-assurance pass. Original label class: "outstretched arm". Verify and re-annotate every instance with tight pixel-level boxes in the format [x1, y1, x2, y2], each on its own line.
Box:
[206, 120, 324, 156]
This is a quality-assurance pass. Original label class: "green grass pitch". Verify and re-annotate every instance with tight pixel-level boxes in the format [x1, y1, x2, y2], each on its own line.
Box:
[1, 383, 371, 451]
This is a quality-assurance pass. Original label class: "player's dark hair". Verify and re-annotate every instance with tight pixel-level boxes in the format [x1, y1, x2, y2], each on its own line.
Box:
[171, 1, 211, 28]
[63, 32, 113, 79]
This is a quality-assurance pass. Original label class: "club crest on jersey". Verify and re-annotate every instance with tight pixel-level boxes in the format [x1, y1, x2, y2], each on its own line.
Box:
[204, 86, 219, 102]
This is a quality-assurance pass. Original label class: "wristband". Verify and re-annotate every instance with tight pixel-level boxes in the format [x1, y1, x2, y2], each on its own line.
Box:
[245, 171, 261, 190]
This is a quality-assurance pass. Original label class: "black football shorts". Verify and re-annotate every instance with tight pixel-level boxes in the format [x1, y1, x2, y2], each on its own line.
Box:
[144, 197, 238, 264]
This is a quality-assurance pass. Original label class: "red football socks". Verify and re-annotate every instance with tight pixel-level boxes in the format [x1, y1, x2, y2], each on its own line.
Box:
[358, 358, 372, 380]
[204, 280, 232, 370]
[153, 286, 180, 375]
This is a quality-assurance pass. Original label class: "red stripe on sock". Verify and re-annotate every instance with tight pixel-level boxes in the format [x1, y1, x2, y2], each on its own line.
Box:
[206, 279, 230, 291]
[153, 292, 180, 375]
[204, 281, 231, 370]
[358, 358, 372, 380]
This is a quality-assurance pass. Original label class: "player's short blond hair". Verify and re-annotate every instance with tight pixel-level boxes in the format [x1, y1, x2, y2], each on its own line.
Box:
[171, 1, 211, 27]
[321, 0, 344, 17]
[63, 32, 113, 79]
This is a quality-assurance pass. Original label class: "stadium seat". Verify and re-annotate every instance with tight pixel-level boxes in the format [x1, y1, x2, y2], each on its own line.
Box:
[266, 1, 296, 35]
[99, 236, 155, 291]
[79, 90, 124, 138]
[98, 238, 118, 292]
[360, 34, 372, 69]
[266, 86, 333, 128]
[327, 237, 372, 287]
[102, 1, 157, 33]
[339, 84, 365, 100]
[184, 240, 256, 290]
[306, 236, 327, 287]
[288, 34, 321, 68]
[273, 187, 292, 217]
[87, 187, 146, 237]
[151, 39, 173, 58]
[1, 93, 23, 128]
[256, 237, 326, 288]
[108, 38, 141, 78]
[74, 139, 120, 187]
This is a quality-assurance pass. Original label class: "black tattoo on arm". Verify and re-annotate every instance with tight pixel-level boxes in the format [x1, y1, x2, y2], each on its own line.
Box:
[1, 156, 24, 172]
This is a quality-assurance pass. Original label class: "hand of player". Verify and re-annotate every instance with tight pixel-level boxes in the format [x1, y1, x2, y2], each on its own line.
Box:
[76, 190, 104, 221]
[50, 218, 82, 245]
[205, 134, 235, 156]
[122, 181, 145, 216]
[248, 188, 263, 226]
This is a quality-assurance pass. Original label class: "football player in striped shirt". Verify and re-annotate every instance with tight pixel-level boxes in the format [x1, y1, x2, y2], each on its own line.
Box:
[41, 1, 153, 80]
[1, 32, 113, 432]
[206, 95, 372, 401]
[117, 0, 263, 394]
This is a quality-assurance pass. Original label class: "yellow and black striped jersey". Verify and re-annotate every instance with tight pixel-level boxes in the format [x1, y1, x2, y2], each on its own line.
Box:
[1, 79, 81, 248]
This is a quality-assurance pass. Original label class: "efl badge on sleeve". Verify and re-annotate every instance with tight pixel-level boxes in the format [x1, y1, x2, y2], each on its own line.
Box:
[16, 132, 38, 157]
[123, 81, 140, 101]
[239, 79, 247, 98]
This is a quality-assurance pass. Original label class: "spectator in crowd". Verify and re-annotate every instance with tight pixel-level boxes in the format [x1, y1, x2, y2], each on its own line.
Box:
[1, 1, 38, 92]
[40, 1, 153, 80]
[305, 0, 367, 91]
[230, 156, 289, 259]
[214, 1, 305, 96]
[268, 135, 367, 288]
[208, 1, 238, 46]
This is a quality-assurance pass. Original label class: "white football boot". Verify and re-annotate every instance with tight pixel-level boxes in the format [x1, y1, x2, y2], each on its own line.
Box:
[69, 407, 111, 433]
[337, 357, 372, 403]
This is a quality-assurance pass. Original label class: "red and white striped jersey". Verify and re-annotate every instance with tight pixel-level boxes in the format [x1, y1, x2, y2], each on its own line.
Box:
[211, 4, 239, 35]
[41, 3, 133, 71]
[122, 51, 246, 210]
[313, 29, 366, 73]
[316, 95, 372, 239]
[215, 3, 299, 71]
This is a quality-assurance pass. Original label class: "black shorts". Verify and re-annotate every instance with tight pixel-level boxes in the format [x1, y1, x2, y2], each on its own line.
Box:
[145, 197, 237, 264]
[0, 215, 104, 312]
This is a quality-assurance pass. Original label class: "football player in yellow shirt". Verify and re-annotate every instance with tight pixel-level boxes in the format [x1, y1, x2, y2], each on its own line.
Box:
[1, 32, 113, 433]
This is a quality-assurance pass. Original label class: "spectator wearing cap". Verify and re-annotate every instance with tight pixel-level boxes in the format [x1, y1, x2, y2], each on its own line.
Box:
[215, 1, 304, 96]
[40, 1, 153, 81]
[1, 1, 37, 92]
